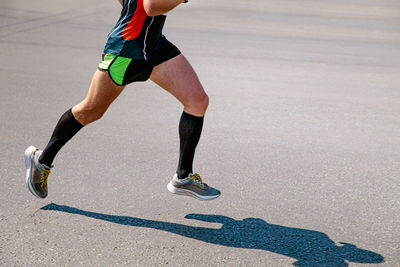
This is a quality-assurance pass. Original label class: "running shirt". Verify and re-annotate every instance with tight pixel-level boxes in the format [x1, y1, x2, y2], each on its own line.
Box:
[104, 0, 167, 60]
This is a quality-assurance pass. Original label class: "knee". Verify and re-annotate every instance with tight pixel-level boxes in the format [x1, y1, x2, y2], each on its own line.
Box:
[198, 93, 209, 112]
[72, 104, 105, 125]
[187, 93, 209, 116]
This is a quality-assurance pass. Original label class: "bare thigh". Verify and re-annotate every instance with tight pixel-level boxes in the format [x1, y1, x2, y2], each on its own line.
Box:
[72, 70, 125, 125]
[150, 54, 209, 116]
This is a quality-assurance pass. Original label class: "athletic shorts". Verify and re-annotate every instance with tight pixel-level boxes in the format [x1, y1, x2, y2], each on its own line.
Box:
[98, 39, 181, 86]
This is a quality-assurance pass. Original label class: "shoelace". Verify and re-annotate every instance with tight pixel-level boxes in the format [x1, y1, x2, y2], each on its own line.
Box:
[40, 167, 51, 190]
[189, 173, 208, 188]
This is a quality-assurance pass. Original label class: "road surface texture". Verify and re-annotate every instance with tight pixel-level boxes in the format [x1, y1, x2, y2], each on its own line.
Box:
[1, 0, 399, 266]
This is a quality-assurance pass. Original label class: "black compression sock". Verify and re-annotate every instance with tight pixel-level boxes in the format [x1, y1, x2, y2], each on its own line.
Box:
[176, 111, 204, 179]
[39, 108, 83, 166]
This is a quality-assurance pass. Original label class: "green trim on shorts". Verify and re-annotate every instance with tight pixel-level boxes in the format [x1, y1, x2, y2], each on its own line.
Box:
[98, 54, 132, 86]
[98, 54, 116, 69]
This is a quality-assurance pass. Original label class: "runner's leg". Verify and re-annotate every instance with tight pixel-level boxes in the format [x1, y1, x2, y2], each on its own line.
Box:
[150, 54, 208, 178]
[39, 70, 125, 166]
[72, 70, 125, 125]
[150, 54, 208, 116]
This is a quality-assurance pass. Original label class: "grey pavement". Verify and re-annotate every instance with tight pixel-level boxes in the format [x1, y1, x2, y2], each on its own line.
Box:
[1, 0, 400, 266]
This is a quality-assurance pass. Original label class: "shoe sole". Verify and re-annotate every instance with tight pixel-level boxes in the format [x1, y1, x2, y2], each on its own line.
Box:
[167, 182, 220, 201]
[24, 146, 42, 198]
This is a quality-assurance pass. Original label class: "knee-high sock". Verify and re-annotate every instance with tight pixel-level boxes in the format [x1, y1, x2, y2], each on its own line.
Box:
[176, 111, 204, 179]
[39, 108, 83, 166]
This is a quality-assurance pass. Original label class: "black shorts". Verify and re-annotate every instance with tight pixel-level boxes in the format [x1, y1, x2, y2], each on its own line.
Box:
[98, 39, 181, 86]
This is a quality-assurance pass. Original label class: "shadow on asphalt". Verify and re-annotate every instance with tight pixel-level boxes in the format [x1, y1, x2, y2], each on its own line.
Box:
[41, 203, 383, 266]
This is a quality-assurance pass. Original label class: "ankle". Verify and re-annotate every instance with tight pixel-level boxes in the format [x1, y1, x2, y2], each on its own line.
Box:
[176, 170, 191, 179]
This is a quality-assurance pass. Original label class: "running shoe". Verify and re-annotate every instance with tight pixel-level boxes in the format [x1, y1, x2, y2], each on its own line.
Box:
[24, 146, 52, 198]
[167, 173, 221, 200]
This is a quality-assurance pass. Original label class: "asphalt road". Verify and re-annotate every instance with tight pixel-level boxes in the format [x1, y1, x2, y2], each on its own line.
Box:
[1, 0, 399, 266]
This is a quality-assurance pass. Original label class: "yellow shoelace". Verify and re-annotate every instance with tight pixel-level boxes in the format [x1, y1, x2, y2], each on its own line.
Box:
[189, 173, 208, 188]
[40, 167, 51, 190]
